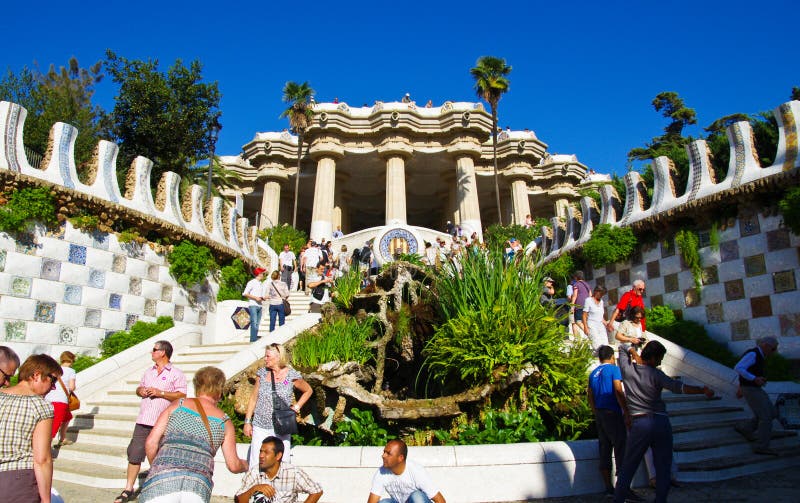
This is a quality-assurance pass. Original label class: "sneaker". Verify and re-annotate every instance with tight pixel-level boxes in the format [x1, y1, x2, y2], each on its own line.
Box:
[753, 447, 779, 456]
[625, 489, 645, 502]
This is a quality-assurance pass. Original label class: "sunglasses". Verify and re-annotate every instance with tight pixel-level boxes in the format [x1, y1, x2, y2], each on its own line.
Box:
[0, 367, 14, 385]
[152, 347, 163, 353]
[47, 374, 58, 385]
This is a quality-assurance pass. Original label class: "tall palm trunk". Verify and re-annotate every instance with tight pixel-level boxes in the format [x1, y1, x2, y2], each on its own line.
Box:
[292, 133, 303, 228]
[491, 106, 503, 225]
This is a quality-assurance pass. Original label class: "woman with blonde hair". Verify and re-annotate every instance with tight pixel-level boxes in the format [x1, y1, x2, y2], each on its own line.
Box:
[139, 366, 248, 502]
[243, 343, 313, 469]
[46, 351, 77, 446]
[0, 354, 62, 502]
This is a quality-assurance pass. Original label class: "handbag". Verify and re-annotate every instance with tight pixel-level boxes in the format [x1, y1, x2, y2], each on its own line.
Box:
[271, 283, 291, 316]
[269, 369, 298, 435]
[57, 375, 80, 411]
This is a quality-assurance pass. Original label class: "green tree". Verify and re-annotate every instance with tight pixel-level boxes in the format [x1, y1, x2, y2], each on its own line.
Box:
[258, 224, 308, 255]
[705, 112, 779, 179]
[0, 58, 107, 170]
[183, 155, 242, 199]
[104, 50, 221, 185]
[280, 81, 315, 228]
[470, 56, 511, 225]
[791, 86, 800, 101]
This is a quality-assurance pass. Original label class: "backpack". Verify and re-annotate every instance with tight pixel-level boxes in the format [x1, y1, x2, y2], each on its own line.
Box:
[351, 247, 362, 264]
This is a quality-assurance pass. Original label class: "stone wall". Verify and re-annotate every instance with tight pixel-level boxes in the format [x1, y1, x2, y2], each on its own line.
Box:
[0, 222, 215, 360]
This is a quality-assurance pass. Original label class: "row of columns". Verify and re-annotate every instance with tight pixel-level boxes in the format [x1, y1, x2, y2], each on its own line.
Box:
[256, 145, 537, 240]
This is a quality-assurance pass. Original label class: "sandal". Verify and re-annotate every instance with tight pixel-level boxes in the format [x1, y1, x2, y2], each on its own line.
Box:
[60, 439, 74, 446]
[114, 489, 134, 503]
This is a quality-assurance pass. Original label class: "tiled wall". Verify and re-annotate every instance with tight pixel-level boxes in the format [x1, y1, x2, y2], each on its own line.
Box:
[0, 223, 214, 360]
[589, 213, 800, 358]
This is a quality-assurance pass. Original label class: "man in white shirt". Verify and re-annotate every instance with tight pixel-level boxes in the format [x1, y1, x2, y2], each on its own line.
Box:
[367, 439, 445, 503]
[304, 241, 322, 270]
[279, 244, 297, 286]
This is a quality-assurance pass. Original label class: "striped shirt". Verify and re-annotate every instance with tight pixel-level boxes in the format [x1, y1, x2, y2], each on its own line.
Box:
[136, 363, 187, 426]
[0, 393, 54, 471]
[236, 463, 322, 503]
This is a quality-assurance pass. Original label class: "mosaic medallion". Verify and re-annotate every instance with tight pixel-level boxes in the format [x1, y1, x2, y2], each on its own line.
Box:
[109, 293, 122, 310]
[719, 240, 739, 262]
[112, 255, 127, 273]
[378, 228, 420, 262]
[618, 269, 630, 288]
[663, 273, 679, 293]
[161, 286, 173, 302]
[88, 269, 106, 289]
[773, 270, 797, 294]
[778, 313, 800, 337]
[129, 277, 142, 296]
[730, 320, 750, 341]
[92, 232, 109, 250]
[11, 276, 32, 297]
[68, 244, 87, 265]
[701, 266, 719, 285]
[750, 296, 772, 318]
[697, 231, 710, 248]
[85, 309, 101, 328]
[646, 260, 661, 279]
[34, 301, 56, 323]
[684, 288, 701, 308]
[766, 229, 791, 251]
[649, 294, 663, 307]
[125, 314, 139, 330]
[40, 258, 62, 281]
[661, 239, 675, 258]
[64, 285, 82, 305]
[231, 306, 251, 329]
[198, 310, 207, 326]
[743, 254, 766, 277]
[706, 303, 724, 324]
[59, 326, 76, 345]
[724, 279, 745, 301]
[0, 249, 5, 272]
[144, 299, 157, 317]
[4, 320, 26, 341]
[174, 305, 184, 322]
[148, 264, 159, 281]
[739, 215, 760, 237]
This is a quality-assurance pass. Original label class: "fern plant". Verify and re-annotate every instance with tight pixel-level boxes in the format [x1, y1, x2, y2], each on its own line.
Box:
[675, 229, 702, 293]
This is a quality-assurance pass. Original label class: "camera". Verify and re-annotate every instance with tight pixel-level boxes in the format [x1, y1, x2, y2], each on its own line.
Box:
[251, 491, 270, 503]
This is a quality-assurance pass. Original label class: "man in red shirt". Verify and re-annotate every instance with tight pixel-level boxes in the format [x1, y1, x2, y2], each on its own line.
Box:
[611, 280, 646, 331]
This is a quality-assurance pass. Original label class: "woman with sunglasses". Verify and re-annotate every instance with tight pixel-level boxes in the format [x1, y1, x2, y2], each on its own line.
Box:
[242, 344, 313, 470]
[0, 353, 62, 502]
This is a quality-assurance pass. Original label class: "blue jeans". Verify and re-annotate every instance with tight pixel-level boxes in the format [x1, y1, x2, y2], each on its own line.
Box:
[269, 303, 286, 332]
[614, 413, 673, 503]
[378, 490, 432, 503]
[248, 305, 262, 342]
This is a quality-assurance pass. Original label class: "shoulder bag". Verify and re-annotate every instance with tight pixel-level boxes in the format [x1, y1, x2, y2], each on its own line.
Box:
[269, 369, 298, 435]
[193, 397, 216, 450]
[57, 375, 80, 411]
[271, 283, 292, 316]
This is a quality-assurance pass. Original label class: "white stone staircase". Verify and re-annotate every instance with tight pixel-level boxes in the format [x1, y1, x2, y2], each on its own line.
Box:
[665, 389, 800, 482]
[52, 291, 315, 489]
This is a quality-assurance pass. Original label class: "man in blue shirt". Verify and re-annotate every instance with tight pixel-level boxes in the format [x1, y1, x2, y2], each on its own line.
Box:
[588, 345, 630, 497]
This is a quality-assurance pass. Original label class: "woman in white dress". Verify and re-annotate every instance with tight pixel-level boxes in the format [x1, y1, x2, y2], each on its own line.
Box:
[582, 285, 612, 351]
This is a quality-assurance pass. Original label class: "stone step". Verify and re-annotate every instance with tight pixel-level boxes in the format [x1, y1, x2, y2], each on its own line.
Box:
[79, 401, 143, 415]
[675, 427, 797, 451]
[667, 404, 744, 417]
[168, 361, 225, 372]
[678, 442, 800, 472]
[53, 458, 145, 488]
[170, 352, 237, 363]
[675, 433, 800, 463]
[179, 344, 249, 355]
[670, 411, 748, 432]
[65, 426, 134, 448]
[53, 439, 129, 468]
[73, 412, 138, 430]
[662, 393, 723, 403]
[677, 454, 800, 483]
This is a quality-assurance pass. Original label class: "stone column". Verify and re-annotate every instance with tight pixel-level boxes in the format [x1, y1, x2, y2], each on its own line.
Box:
[510, 179, 532, 225]
[385, 155, 407, 225]
[259, 180, 281, 229]
[310, 156, 336, 241]
[455, 155, 482, 239]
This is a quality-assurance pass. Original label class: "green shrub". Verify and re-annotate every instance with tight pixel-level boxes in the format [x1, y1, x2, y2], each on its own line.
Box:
[336, 408, 391, 446]
[541, 253, 575, 286]
[778, 186, 800, 234]
[332, 267, 362, 310]
[219, 396, 249, 442]
[258, 224, 308, 255]
[291, 316, 375, 369]
[649, 319, 738, 368]
[434, 408, 548, 445]
[582, 224, 637, 267]
[0, 187, 57, 233]
[100, 316, 175, 358]
[675, 229, 702, 292]
[168, 241, 218, 288]
[68, 214, 100, 232]
[217, 258, 249, 301]
[118, 228, 143, 244]
[646, 305, 677, 327]
[72, 354, 102, 373]
[484, 222, 546, 252]
[765, 353, 794, 381]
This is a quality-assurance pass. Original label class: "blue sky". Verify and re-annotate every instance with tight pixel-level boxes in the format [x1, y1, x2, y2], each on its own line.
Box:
[3, 0, 798, 176]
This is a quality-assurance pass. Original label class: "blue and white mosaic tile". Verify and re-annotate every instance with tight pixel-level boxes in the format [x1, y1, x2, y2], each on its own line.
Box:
[109, 293, 122, 310]
[125, 314, 139, 330]
[88, 269, 106, 289]
[59, 326, 76, 345]
[68, 244, 87, 265]
[0, 249, 6, 272]
[92, 232, 109, 250]
[16, 238, 39, 255]
[63, 285, 82, 304]
[4, 320, 26, 341]
[40, 258, 62, 281]
[11, 276, 32, 297]
[85, 309, 101, 327]
[35, 301, 56, 323]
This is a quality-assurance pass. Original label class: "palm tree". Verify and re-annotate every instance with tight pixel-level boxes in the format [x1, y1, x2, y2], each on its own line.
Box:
[280, 81, 315, 228]
[470, 56, 511, 225]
